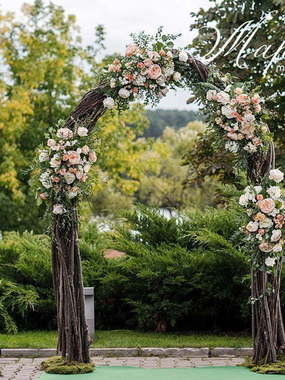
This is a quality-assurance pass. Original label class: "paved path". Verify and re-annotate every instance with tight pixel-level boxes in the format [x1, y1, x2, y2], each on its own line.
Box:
[0, 357, 245, 379]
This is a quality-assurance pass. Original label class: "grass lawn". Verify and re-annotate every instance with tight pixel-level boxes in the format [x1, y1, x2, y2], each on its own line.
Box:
[0, 330, 251, 349]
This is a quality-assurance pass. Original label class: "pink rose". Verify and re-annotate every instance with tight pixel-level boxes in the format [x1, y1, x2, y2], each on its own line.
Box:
[256, 194, 264, 201]
[252, 94, 260, 104]
[148, 64, 162, 79]
[125, 44, 139, 56]
[137, 62, 145, 69]
[236, 94, 250, 105]
[258, 198, 275, 214]
[67, 151, 81, 165]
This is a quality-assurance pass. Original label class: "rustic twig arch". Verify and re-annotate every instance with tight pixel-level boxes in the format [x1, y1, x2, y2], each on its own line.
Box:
[38, 31, 285, 366]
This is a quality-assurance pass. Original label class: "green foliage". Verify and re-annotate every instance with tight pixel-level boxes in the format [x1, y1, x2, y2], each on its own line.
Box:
[0, 231, 54, 333]
[110, 204, 250, 331]
[41, 356, 94, 374]
[189, 0, 285, 173]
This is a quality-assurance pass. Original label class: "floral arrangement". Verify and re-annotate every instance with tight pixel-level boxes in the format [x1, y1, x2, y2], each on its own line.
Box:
[37, 28, 206, 214]
[99, 29, 202, 111]
[38, 122, 97, 215]
[239, 168, 285, 269]
[205, 84, 272, 156]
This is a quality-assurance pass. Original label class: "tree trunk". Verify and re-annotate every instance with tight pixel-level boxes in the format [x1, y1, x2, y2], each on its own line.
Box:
[251, 260, 285, 364]
[249, 143, 285, 364]
[52, 207, 90, 363]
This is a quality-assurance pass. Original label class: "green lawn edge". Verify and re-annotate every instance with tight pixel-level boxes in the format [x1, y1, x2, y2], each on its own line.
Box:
[0, 330, 251, 349]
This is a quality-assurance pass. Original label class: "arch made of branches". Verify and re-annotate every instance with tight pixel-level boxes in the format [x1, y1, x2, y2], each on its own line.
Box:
[38, 31, 285, 366]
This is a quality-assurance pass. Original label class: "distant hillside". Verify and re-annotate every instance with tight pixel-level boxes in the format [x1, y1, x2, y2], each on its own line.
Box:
[145, 109, 204, 138]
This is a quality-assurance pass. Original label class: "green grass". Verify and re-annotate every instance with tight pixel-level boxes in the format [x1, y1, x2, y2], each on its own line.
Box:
[0, 330, 251, 349]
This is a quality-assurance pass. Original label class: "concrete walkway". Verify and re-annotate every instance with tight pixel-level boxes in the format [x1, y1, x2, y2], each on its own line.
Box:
[0, 357, 245, 380]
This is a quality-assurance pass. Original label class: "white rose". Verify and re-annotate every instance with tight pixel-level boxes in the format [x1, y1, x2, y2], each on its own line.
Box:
[40, 171, 52, 189]
[173, 72, 181, 81]
[53, 204, 64, 215]
[178, 50, 188, 62]
[118, 88, 130, 98]
[221, 105, 235, 118]
[267, 186, 281, 200]
[265, 257, 276, 267]
[259, 217, 273, 229]
[50, 155, 61, 168]
[206, 90, 217, 101]
[225, 141, 239, 153]
[67, 188, 78, 199]
[244, 143, 257, 153]
[254, 186, 262, 194]
[77, 127, 88, 137]
[239, 194, 249, 207]
[269, 169, 284, 183]
[246, 221, 259, 232]
[243, 113, 255, 123]
[57, 128, 73, 139]
[103, 97, 115, 109]
[39, 151, 49, 162]
[271, 229, 282, 242]
[64, 172, 76, 184]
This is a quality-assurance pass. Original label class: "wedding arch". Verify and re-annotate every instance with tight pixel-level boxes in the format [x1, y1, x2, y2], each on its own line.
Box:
[38, 29, 285, 366]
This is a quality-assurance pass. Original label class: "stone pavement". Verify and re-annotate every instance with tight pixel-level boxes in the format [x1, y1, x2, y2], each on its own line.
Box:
[0, 356, 245, 379]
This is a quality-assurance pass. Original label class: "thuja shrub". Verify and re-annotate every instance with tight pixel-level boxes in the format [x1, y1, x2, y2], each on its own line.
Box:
[109, 205, 252, 331]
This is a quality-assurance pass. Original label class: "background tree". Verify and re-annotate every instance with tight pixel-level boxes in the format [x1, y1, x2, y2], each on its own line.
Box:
[187, 0, 285, 182]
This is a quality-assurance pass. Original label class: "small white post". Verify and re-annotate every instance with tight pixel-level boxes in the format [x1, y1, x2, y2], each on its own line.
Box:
[83, 287, 95, 338]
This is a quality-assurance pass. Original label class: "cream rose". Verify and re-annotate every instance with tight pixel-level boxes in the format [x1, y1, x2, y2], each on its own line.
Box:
[259, 242, 273, 252]
[125, 44, 139, 56]
[246, 221, 259, 232]
[118, 88, 130, 98]
[103, 97, 115, 109]
[77, 127, 88, 137]
[258, 198, 275, 214]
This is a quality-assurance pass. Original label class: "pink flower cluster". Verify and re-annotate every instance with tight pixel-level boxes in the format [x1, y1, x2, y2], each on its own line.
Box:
[102, 44, 187, 109]
[38, 126, 97, 214]
[206, 87, 268, 154]
[239, 169, 285, 267]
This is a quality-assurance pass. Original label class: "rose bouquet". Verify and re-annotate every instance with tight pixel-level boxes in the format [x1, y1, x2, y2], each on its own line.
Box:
[99, 29, 201, 111]
[38, 123, 97, 214]
[205, 85, 272, 157]
[239, 169, 285, 270]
